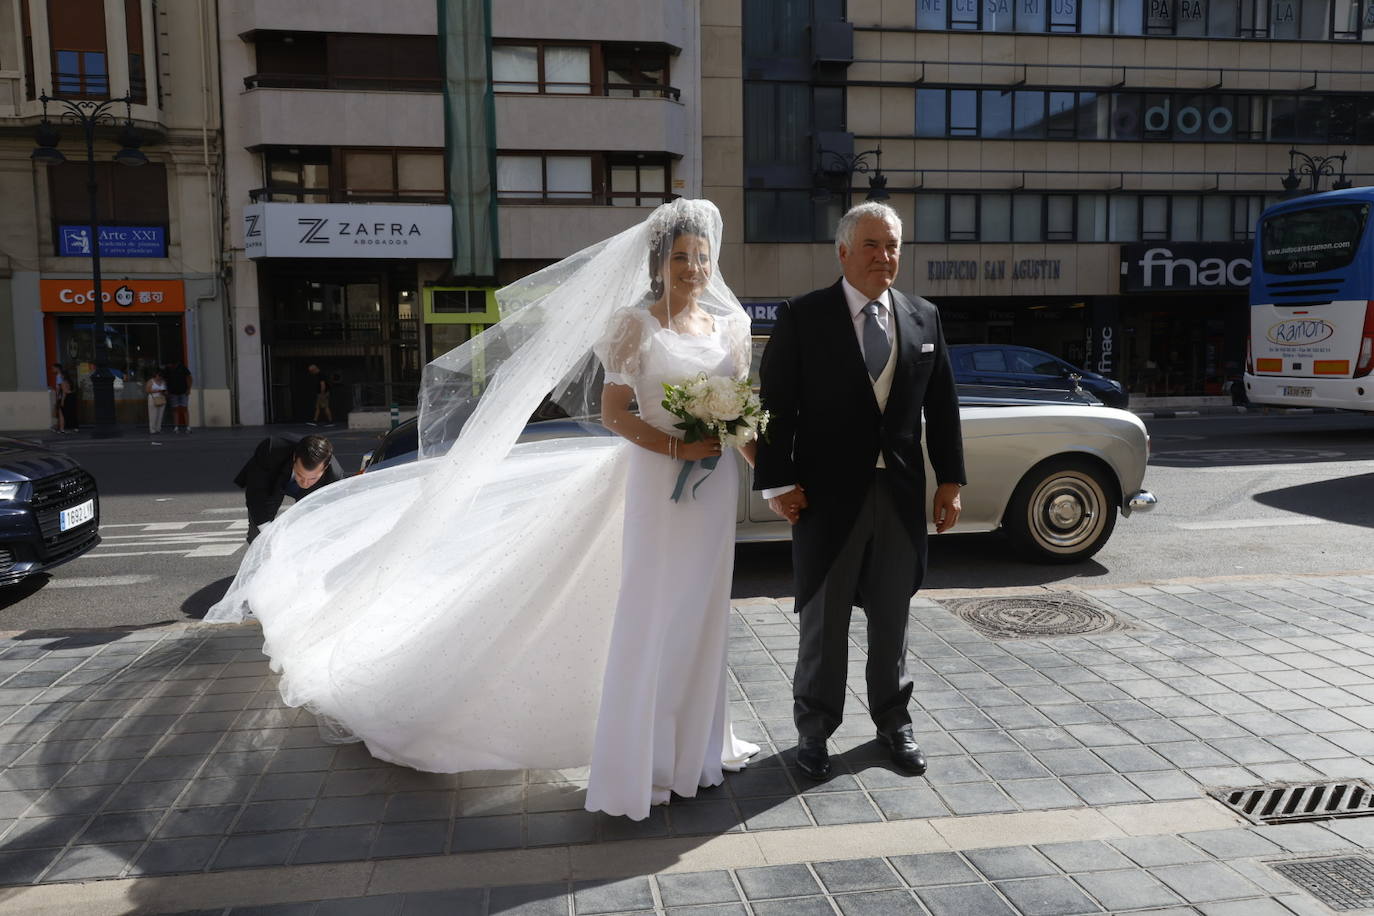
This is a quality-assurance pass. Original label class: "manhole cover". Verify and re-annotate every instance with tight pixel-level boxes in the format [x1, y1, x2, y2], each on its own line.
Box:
[1272, 857, 1374, 911]
[1213, 782, 1374, 825]
[942, 592, 1122, 639]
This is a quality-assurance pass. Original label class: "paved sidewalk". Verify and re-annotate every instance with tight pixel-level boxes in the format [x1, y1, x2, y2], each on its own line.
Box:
[2, 575, 1374, 914]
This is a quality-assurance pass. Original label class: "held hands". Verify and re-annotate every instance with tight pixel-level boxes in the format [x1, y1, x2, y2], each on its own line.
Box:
[768, 486, 808, 525]
[933, 482, 962, 534]
[676, 436, 723, 462]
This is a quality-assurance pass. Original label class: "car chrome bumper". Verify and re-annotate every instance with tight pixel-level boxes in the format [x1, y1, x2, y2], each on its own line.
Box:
[1124, 489, 1157, 515]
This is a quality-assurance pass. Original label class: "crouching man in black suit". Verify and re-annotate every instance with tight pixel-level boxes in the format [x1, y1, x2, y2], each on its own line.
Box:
[754, 201, 966, 780]
[234, 434, 344, 543]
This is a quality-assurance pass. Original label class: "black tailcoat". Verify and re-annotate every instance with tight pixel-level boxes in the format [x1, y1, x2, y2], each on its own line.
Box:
[233, 435, 344, 537]
[753, 280, 966, 607]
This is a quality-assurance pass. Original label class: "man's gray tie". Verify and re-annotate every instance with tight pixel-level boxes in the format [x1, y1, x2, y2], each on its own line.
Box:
[863, 301, 890, 381]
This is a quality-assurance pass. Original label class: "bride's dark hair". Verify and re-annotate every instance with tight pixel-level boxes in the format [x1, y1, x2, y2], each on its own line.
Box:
[647, 210, 712, 299]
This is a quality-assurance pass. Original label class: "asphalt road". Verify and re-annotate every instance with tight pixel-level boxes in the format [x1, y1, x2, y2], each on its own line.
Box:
[734, 409, 1374, 597]
[2, 411, 1373, 630]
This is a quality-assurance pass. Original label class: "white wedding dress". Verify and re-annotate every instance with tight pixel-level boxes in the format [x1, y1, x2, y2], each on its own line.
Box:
[206, 309, 757, 821]
[586, 309, 758, 819]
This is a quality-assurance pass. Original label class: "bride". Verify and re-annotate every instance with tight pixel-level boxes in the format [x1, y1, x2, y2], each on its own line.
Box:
[208, 199, 758, 821]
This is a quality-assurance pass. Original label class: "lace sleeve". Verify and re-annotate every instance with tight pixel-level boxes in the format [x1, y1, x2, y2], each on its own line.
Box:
[594, 308, 650, 387]
[725, 313, 754, 382]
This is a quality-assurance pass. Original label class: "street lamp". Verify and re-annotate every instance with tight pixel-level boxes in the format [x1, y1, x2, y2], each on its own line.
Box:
[1281, 148, 1352, 195]
[815, 147, 890, 210]
[31, 92, 147, 438]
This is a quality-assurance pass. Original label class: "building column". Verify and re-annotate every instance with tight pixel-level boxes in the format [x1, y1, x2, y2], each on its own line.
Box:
[232, 255, 265, 426]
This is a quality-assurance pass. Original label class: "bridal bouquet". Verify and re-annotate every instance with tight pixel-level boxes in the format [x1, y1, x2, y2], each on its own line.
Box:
[662, 373, 770, 449]
[661, 373, 769, 501]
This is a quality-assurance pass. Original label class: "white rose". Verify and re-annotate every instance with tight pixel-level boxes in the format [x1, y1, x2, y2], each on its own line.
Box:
[701, 376, 744, 420]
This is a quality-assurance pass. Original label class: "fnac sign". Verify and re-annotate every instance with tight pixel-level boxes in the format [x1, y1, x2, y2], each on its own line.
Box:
[40, 279, 186, 313]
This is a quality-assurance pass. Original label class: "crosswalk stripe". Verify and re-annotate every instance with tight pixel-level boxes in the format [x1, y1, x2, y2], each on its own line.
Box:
[186, 544, 244, 557]
[47, 575, 157, 588]
[79, 550, 193, 559]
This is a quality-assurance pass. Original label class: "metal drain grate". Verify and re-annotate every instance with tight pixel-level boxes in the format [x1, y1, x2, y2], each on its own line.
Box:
[1272, 857, 1374, 911]
[942, 592, 1123, 639]
[1213, 782, 1374, 825]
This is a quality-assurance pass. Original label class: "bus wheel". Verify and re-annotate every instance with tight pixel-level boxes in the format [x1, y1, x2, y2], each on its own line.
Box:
[1004, 457, 1118, 563]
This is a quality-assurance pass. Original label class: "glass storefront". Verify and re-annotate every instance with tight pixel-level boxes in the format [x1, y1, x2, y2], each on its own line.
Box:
[259, 262, 422, 423]
[1119, 296, 1248, 396]
[54, 314, 185, 426]
[905, 294, 1247, 397]
[939, 298, 1091, 365]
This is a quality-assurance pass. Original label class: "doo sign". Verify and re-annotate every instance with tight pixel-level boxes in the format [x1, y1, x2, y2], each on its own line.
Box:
[1119, 242, 1252, 293]
[242, 202, 454, 259]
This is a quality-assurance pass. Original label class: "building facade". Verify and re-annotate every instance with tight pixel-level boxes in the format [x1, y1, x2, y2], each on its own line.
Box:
[220, 0, 700, 426]
[0, 0, 230, 430]
[707, 0, 1374, 398]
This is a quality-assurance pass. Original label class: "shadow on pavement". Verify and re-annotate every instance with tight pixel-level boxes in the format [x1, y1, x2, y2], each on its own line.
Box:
[0, 576, 48, 612]
[0, 621, 892, 909]
[733, 534, 1112, 599]
[1147, 415, 1374, 469]
[180, 577, 235, 620]
[1252, 472, 1374, 530]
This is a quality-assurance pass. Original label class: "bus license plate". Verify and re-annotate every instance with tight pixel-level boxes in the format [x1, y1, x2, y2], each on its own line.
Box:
[60, 500, 94, 532]
[1281, 386, 1313, 398]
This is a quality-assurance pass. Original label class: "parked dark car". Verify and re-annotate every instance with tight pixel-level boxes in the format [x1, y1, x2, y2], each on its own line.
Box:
[358, 416, 614, 473]
[950, 345, 1128, 409]
[0, 437, 101, 585]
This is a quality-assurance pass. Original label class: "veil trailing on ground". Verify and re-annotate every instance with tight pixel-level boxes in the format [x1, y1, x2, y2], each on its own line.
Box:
[205, 200, 752, 772]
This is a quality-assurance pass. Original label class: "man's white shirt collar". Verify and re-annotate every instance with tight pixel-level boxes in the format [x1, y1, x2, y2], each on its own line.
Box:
[841, 278, 891, 320]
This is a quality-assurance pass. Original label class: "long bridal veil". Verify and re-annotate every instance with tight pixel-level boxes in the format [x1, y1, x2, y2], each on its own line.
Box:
[206, 200, 752, 773]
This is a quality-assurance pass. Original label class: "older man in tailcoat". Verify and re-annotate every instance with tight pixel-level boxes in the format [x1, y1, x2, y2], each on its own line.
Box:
[753, 201, 966, 779]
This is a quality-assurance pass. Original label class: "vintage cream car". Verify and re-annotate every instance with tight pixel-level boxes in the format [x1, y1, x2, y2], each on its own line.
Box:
[362, 386, 1155, 563]
[733, 387, 1155, 562]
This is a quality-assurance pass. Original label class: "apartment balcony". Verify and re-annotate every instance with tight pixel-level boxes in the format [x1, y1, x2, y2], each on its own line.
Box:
[495, 94, 687, 156]
[491, 0, 686, 46]
[500, 205, 658, 260]
[237, 87, 443, 149]
[227, 0, 435, 36]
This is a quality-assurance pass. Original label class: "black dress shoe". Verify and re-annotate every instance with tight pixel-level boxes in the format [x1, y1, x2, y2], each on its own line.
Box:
[795, 736, 831, 780]
[878, 726, 928, 776]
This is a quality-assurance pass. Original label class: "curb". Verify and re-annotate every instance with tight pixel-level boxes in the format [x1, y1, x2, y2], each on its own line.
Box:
[1130, 405, 1338, 419]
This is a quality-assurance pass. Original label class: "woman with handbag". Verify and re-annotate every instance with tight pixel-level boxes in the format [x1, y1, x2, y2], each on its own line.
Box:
[145, 368, 168, 434]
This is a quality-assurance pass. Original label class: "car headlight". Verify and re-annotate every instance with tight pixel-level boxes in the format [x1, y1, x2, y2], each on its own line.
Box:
[0, 482, 21, 502]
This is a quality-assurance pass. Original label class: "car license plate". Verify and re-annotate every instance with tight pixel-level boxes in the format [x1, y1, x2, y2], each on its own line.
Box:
[60, 499, 94, 532]
[1281, 386, 1314, 398]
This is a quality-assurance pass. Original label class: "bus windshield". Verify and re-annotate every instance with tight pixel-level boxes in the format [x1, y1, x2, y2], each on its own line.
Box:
[1260, 203, 1370, 276]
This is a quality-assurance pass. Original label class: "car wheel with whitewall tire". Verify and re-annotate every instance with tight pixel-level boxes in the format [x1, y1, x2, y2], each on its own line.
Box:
[1004, 456, 1118, 563]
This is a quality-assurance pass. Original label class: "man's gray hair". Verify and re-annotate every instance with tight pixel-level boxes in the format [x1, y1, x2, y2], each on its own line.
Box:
[835, 201, 903, 257]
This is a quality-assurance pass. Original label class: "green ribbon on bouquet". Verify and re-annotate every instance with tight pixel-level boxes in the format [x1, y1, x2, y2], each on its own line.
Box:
[670, 455, 720, 502]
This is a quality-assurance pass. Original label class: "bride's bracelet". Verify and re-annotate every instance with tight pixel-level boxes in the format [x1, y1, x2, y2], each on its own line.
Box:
[669, 436, 677, 460]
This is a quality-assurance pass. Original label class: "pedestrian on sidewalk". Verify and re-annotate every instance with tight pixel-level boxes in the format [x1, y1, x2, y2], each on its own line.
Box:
[144, 368, 168, 434]
[308, 364, 334, 427]
[754, 201, 966, 781]
[164, 359, 193, 433]
[233, 433, 343, 543]
[51, 363, 71, 433]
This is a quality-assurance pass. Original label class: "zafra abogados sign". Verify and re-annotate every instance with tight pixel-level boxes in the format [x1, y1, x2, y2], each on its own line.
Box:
[242, 203, 454, 260]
